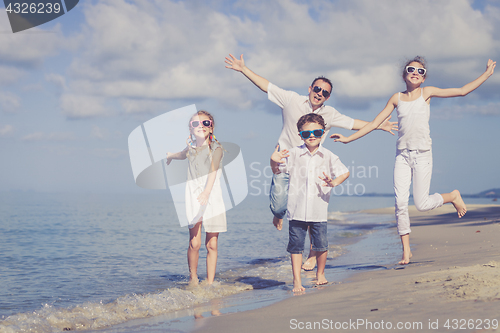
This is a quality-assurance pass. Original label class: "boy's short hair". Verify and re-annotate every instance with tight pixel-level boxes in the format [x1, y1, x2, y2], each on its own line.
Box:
[297, 113, 326, 132]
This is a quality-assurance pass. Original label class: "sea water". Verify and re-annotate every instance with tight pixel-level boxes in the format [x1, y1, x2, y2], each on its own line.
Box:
[0, 193, 495, 332]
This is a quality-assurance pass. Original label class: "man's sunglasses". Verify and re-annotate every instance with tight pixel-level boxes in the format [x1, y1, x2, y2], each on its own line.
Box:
[299, 129, 325, 139]
[312, 86, 331, 98]
[405, 66, 426, 76]
[190, 119, 212, 128]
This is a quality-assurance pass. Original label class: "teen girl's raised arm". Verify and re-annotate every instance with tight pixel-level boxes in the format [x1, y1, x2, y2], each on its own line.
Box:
[424, 59, 496, 100]
[225, 54, 270, 93]
[330, 93, 399, 144]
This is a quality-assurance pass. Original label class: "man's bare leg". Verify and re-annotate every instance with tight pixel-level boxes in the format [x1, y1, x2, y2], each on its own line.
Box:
[291, 253, 305, 292]
[315, 250, 328, 285]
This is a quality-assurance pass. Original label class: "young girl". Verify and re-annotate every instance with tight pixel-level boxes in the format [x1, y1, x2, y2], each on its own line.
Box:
[331, 57, 496, 265]
[166, 110, 226, 285]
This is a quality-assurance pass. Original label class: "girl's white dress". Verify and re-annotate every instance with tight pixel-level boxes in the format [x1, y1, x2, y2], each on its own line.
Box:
[185, 141, 227, 233]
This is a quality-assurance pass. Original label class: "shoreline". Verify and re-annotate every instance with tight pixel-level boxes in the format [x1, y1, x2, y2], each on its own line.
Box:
[191, 204, 500, 333]
[90, 210, 400, 333]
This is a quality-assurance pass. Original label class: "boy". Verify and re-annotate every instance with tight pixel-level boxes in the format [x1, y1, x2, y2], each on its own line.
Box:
[271, 113, 350, 292]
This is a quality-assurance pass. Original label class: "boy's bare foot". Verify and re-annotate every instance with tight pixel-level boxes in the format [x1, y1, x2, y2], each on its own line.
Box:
[273, 216, 283, 231]
[302, 256, 317, 271]
[293, 283, 305, 293]
[451, 189, 467, 218]
[316, 273, 328, 286]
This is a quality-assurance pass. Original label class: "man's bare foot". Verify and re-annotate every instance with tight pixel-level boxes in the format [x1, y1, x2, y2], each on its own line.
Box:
[302, 256, 316, 271]
[316, 273, 328, 286]
[451, 189, 467, 218]
[398, 251, 412, 265]
[273, 216, 283, 231]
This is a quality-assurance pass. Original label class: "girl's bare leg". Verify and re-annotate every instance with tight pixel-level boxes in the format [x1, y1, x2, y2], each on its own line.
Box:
[205, 232, 219, 284]
[399, 233, 412, 265]
[188, 222, 202, 285]
[441, 189, 467, 218]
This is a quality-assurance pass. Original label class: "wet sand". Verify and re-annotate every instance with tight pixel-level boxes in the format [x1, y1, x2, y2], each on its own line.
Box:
[192, 204, 500, 333]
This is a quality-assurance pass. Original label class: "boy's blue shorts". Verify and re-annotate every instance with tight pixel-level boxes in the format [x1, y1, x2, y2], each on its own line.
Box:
[287, 220, 328, 254]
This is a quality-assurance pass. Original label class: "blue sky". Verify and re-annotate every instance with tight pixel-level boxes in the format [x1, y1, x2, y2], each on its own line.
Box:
[1, 0, 499, 197]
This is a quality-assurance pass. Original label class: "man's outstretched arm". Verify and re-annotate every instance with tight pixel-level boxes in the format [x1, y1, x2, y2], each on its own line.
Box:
[225, 54, 269, 93]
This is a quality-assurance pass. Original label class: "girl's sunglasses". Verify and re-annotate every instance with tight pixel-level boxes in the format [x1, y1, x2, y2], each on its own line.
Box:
[190, 119, 212, 128]
[405, 66, 426, 76]
[312, 86, 331, 98]
[299, 129, 325, 139]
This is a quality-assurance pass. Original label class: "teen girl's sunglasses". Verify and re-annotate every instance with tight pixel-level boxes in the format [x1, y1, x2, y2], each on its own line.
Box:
[299, 129, 325, 139]
[190, 119, 212, 128]
[405, 66, 426, 76]
[312, 86, 331, 98]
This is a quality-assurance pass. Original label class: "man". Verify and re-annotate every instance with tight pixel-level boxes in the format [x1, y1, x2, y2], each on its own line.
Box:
[225, 53, 397, 270]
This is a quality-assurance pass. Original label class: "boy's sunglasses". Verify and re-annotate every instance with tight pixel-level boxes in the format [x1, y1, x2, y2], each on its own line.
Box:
[312, 86, 331, 98]
[299, 129, 325, 139]
[405, 66, 426, 76]
[190, 119, 212, 128]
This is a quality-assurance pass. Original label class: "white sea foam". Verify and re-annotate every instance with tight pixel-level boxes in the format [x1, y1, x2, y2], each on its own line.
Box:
[0, 282, 252, 332]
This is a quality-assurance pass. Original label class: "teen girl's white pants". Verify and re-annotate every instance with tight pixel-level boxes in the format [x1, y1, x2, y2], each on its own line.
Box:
[393, 149, 444, 235]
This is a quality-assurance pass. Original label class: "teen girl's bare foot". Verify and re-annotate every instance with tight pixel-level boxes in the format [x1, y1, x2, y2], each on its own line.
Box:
[273, 216, 283, 230]
[301, 256, 316, 271]
[399, 233, 412, 265]
[451, 189, 467, 218]
[398, 251, 412, 265]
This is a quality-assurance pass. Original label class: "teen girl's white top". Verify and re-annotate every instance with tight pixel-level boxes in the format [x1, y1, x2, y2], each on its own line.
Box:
[396, 89, 432, 151]
[279, 144, 349, 222]
[268, 82, 355, 151]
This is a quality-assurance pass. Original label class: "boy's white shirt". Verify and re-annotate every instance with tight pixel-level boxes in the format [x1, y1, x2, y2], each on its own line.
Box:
[267, 82, 355, 151]
[279, 144, 349, 222]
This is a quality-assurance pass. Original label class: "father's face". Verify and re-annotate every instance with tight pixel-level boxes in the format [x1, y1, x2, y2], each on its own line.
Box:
[308, 79, 331, 110]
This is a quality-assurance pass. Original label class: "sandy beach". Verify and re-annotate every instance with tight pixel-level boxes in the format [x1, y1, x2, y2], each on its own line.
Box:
[191, 204, 500, 333]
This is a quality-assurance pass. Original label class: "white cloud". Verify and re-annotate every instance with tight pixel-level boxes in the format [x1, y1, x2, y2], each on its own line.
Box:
[0, 66, 24, 85]
[91, 148, 128, 159]
[120, 98, 169, 114]
[0, 15, 62, 68]
[0, 92, 21, 113]
[60, 94, 109, 118]
[53, 0, 500, 116]
[0, 124, 14, 137]
[46, 73, 67, 91]
[90, 125, 108, 140]
[21, 132, 76, 142]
